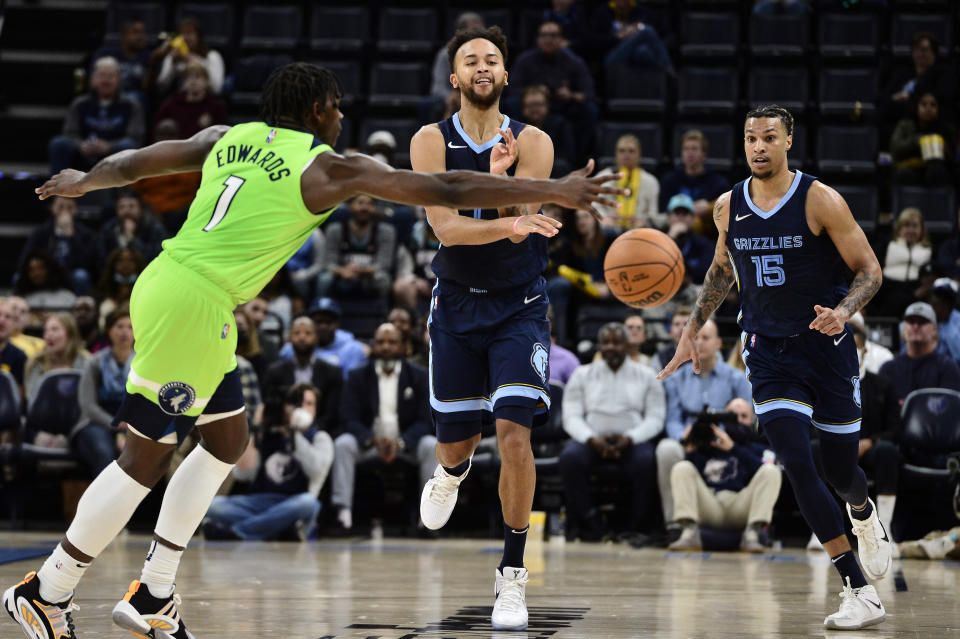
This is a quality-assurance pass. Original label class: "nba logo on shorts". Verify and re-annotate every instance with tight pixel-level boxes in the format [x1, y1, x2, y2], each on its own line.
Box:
[221, 323, 230, 339]
[266, 128, 277, 144]
[158, 381, 196, 416]
[750, 334, 756, 347]
[530, 342, 549, 385]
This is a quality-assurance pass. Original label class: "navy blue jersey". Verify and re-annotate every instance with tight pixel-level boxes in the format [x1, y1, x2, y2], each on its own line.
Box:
[430, 113, 549, 292]
[725, 171, 849, 338]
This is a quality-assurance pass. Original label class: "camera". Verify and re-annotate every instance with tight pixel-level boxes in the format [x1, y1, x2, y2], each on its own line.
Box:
[681, 410, 740, 454]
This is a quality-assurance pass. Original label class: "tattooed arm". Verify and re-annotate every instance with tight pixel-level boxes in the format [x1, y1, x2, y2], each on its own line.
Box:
[806, 182, 882, 336]
[657, 191, 735, 379]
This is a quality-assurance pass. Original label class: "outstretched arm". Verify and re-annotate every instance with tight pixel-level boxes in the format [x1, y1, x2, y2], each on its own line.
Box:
[35, 125, 230, 200]
[807, 182, 882, 335]
[657, 192, 736, 379]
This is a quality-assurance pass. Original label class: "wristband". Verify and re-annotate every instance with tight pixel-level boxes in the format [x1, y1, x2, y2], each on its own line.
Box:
[512, 215, 523, 234]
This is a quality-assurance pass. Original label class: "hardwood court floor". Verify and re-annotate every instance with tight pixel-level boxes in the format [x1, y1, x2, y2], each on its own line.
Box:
[1, 532, 959, 638]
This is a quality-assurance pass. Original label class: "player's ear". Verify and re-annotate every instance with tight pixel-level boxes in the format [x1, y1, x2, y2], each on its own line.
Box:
[449, 73, 459, 89]
[504, 70, 508, 86]
[785, 134, 792, 151]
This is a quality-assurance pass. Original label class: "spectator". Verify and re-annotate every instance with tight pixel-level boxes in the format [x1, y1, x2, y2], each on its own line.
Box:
[365, 130, 398, 168]
[49, 56, 144, 174]
[286, 229, 326, 301]
[6, 297, 45, 361]
[559, 322, 666, 539]
[243, 296, 281, 363]
[878, 207, 932, 316]
[392, 210, 440, 312]
[234, 342, 262, 430]
[14, 252, 76, 315]
[278, 298, 367, 377]
[318, 194, 396, 303]
[259, 316, 342, 436]
[17, 197, 97, 295]
[891, 92, 955, 187]
[539, 0, 586, 53]
[668, 410, 782, 552]
[878, 302, 960, 404]
[880, 32, 956, 131]
[595, 0, 674, 71]
[429, 12, 484, 101]
[509, 20, 597, 162]
[204, 383, 334, 541]
[96, 189, 167, 269]
[153, 62, 226, 139]
[132, 119, 201, 232]
[624, 313, 657, 370]
[386, 307, 425, 363]
[547, 305, 579, 384]
[849, 312, 893, 375]
[75, 307, 132, 476]
[665, 194, 715, 285]
[24, 313, 90, 400]
[72, 296, 107, 354]
[96, 247, 145, 326]
[657, 307, 692, 370]
[658, 130, 730, 234]
[930, 278, 960, 365]
[596, 134, 662, 231]
[0, 300, 27, 391]
[330, 323, 434, 532]
[520, 86, 576, 176]
[234, 306, 269, 384]
[149, 17, 225, 97]
[91, 20, 150, 104]
[658, 319, 752, 530]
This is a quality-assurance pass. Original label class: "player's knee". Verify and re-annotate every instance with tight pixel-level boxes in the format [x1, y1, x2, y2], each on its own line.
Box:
[497, 426, 531, 463]
[435, 438, 474, 467]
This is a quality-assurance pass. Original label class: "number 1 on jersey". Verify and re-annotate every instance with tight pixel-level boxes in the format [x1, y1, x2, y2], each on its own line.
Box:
[203, 175, 246, 232]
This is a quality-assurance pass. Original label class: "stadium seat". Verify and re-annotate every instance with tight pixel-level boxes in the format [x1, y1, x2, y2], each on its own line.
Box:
[0, 371, 20, 433]
[309, 7, 369, 53]
[368, 63, 428, 109]
[749, 14, 807, 57]
[240, 5, 302, 51]
[673, 123, 734, 172]
[819, 69, 877, 118]
[358, 118, 419, 168]
[596, 122, 662, 172]
[787, 124, 807, 171]
[176, 3, 234, 49]
[338, 299, 390, 342]
[378, 8, 437, 54]
[311, 61, 361, 106]
[892, 186, 957, 234]
[891, 13, 953, 57]
[677, 67, 738, 116]
[816, 126, 876, 174]
[104, 2, 167, 45]
[748, 67, 808, 113]
[230, 55, 294, 106]
[818, 13, 879, 59]
[576, 304, 637, 344]
[605, 66, 667, 116]
[24, 370, 82, 446]
[833, 184, 879, 232]
[680, 13, 739, 58]
[900, 388, 960, 475]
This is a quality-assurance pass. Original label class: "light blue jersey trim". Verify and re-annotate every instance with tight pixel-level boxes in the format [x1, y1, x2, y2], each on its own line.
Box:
[812, 418, 861, 434]
[452, 112, 510, 153]
[491, 384, 551, 408]
[754, 399, 813, 417]
[743, 170, 803, 219]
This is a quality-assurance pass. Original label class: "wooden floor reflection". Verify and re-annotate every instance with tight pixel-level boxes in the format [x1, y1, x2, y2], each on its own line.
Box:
[2, 532, 959, 638]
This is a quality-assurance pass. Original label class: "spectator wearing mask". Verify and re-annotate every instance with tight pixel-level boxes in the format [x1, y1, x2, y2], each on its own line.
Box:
[658, 130, 730, 234]
[91, 20, 150, 104]
[204, 383, 334, 541]
[96, 247, 145, 327]
[153, 62, 226, 139]
[560, 322, 666, 539]
[330, 323, 433, 532]
[96, 189, 167, 269]
[149, 17, 225, 96]
[878, 302, 960, 404]
[278, 298, 367, 377]
[49, 56, 144, 174]
[878, 207, 932, 317]
[25, 313, 90, 400]
[929, 278, 960, 365]
[75, 307, 133, 476]
[6, 297, 45, 361]
[665, 194, 715, 285]
[0, 300, 27, 391]
[891, 92, 955, 187]
[596, 134, 662, 231]
[18, 197, 96, 295]
[14, 252, 76, 315]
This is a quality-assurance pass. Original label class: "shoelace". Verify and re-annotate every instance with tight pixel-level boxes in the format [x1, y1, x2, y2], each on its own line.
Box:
[835, 577, 863, 618]
[851, 517, 880, 553]
[63, 602, 80, 636]
[497, 574, 529, 612]
[427, 476, 459, 506]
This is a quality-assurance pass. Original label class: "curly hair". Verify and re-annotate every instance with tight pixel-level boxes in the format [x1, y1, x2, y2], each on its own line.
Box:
[446, 25, 508, 72]
[259, 62, 341, 128]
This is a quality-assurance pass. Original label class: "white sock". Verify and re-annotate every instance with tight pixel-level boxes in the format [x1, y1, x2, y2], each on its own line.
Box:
[140, 540, 183, 599]
[37, 544, 88, 603]
[877, 494, 896, 537]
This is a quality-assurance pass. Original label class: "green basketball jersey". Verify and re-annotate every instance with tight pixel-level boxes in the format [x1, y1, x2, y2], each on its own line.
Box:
[162, 122, 334, 305]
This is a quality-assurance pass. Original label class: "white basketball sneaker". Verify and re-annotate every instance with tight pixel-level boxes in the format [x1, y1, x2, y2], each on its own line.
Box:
[492, 567, 529, 631]
[847, 498, 892, 580]
[823, 580, 886, 630]
[419, 459, 470, 530]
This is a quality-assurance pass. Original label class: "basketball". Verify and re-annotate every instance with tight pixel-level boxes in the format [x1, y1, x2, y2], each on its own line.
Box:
[603, 228, 685, 309]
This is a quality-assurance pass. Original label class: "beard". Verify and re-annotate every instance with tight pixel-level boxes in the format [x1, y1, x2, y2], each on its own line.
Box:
[460, 80, 504, 109]
[750, 167, 774, 180]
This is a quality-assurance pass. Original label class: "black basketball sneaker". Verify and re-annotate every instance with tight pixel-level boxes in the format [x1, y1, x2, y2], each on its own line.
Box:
[112, 580, 195, 639]
[3, 571, 79, 639]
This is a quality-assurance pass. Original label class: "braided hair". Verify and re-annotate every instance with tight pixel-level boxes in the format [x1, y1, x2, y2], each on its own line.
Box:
[259, 62, 341, 128]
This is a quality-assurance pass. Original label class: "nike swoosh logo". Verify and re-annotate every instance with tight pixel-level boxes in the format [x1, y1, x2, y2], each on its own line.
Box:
[447, 141, 467, 149]
[834, 333, 847, 346]
[864, 598, 883, 610]
[524, 295, 541, 304]
[735, 213, 753, 221]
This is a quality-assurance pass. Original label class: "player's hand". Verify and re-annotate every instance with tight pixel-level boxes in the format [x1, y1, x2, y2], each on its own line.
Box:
[489, 127, 518, 175]
[657, 326, 700, 379]
[809, 304, 849, 336]
[512, 213, 562, 238]
[35, 169, 90, 200]
[554, 160, 629, 220]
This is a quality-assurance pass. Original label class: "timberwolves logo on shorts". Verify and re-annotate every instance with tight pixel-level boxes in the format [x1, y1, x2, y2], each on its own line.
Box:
[158, 381, 196, 416]
[530, 342, 549, 385]
[851, 376, 861, 408]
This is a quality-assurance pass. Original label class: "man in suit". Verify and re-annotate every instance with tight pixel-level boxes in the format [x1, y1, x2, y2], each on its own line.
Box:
[330, 322, 434, 531]
[259, 316, 342, 434]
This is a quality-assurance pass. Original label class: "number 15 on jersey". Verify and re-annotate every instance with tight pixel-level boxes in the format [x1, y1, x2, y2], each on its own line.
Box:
[750, 254, 785, 287]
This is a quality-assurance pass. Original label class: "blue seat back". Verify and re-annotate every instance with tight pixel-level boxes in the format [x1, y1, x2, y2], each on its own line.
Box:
[900, 388, 960, 462]
[26, 370, 82, 438]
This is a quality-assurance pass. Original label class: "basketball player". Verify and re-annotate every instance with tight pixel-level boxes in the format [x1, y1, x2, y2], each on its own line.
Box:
[658, 105, 891, 630]
[410, 26, 590, 631]
[4, 63, 621, 639]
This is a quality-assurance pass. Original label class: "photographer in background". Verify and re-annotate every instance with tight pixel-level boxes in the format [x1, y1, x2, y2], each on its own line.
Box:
[668, 408, 781, 553]
[202, 383, 333, 541]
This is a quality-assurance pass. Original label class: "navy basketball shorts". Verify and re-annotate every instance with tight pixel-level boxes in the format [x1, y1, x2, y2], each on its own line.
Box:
[740, 326, 861, 435]
[428, 277, 551, 443]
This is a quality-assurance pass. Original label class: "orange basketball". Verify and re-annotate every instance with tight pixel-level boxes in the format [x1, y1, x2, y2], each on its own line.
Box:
[603, 228, 685, 309]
